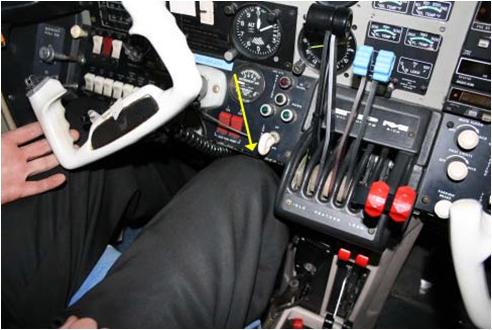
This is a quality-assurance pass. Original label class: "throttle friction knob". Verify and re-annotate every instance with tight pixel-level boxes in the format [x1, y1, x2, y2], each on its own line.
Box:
[305, 3, 353, 38]
[364, 181, 390, 218]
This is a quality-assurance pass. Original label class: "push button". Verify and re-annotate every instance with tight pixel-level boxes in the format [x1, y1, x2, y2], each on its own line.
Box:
[229, 115, 244, 139]
[389, 186, 416, 222]
[365, 181, 389, 218]
[217, 112, 232, 135]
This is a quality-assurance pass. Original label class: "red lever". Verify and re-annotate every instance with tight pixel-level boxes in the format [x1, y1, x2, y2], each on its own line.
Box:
[389, 186, 416, 222]
[292, 318, 303, 329]
[338, 248, 351, 261]
[365, 181, 390, 217]
[355, 254, 369, 268]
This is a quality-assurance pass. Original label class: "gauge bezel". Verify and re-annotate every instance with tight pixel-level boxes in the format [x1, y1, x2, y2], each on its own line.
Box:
[297, 28, 357, 74]
[231, 4, 283, 60]
[229, 64, 266, 104]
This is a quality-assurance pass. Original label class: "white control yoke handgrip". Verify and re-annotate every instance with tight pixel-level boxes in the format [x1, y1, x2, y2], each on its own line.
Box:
[27, 1, 202, 169]
[449, 199, 491, 329]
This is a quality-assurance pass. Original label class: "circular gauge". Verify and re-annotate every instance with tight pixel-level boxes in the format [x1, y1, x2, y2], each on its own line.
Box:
[232, 5, 282, 60]
[229, 65, 266, 103]
[298, 28, 356, 73]
[317, 1, 358, 7]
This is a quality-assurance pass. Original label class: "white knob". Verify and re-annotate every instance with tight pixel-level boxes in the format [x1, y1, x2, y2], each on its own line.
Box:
[258, 132, 280, 156]
[447, 160, 468, 182]
[70, 25, 89, 39]
[434, 199, 453, 219]
[457, 129, 479, 151]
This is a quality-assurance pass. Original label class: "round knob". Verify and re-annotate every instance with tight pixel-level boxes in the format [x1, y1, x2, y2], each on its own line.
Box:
[70, 25, 88, 39]
[457, 129, 479, 151]
[434, 199, 453, 219]
[447, 160, 469, 182]
[258, 132, 280, 156]
[224, 48, 238, 62]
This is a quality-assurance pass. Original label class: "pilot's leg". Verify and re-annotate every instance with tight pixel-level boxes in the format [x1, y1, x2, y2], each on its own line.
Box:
[1, 150, 194, 328]
[57, 155, 289, 329]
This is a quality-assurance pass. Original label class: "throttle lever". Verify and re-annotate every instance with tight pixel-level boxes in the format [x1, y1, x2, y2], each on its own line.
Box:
[27, 1, 202, 169]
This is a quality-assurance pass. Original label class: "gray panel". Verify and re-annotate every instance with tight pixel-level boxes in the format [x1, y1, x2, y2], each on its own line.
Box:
[273, 1, 477, 110]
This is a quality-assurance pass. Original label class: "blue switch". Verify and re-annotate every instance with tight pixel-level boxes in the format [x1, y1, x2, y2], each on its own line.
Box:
[352, 45, 374, 77]
[373, 50, 396, 83]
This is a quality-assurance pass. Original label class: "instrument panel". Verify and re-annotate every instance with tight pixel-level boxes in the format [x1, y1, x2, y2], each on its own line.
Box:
[1, 1, 490, 245]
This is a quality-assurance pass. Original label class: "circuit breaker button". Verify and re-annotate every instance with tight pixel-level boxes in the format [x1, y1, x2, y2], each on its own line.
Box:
[229, 115, 244, 139]
[217, 112, 232, 135]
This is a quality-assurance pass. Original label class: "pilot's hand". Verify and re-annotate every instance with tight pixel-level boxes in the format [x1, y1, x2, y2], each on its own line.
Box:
[59, 316, 99, 329]
[1, 122, 79, 205]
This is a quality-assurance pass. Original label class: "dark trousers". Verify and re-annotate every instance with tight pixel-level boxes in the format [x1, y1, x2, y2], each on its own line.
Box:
[2, 155, 289, 328]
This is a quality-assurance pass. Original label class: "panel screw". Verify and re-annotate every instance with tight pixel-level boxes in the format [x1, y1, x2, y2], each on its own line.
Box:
[368, 228, 375, 235]
[286, 199, 292, 206]
[421, 196, 430, 204]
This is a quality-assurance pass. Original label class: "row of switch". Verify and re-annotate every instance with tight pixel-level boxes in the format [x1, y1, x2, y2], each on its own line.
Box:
[84, 73, 139, 99]
[217, 111, 244, 139]
[92, 35, 123, 59]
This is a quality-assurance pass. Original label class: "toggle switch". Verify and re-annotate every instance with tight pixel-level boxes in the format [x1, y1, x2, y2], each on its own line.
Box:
[102, 36, 113, 57]
[111, 39, 123, 59]
[92, 35, 103, 54]
[122, 83, 135, 98]
[84, 73, 95, 92]
[103, 78, 114, 97]
[112, 81, 124, 99]
[365, 181, 389, 218]
[93, 76, 105, 94]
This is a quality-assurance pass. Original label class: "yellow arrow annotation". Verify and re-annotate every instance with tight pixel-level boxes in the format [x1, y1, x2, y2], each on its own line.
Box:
[233, 73, 257, 151]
